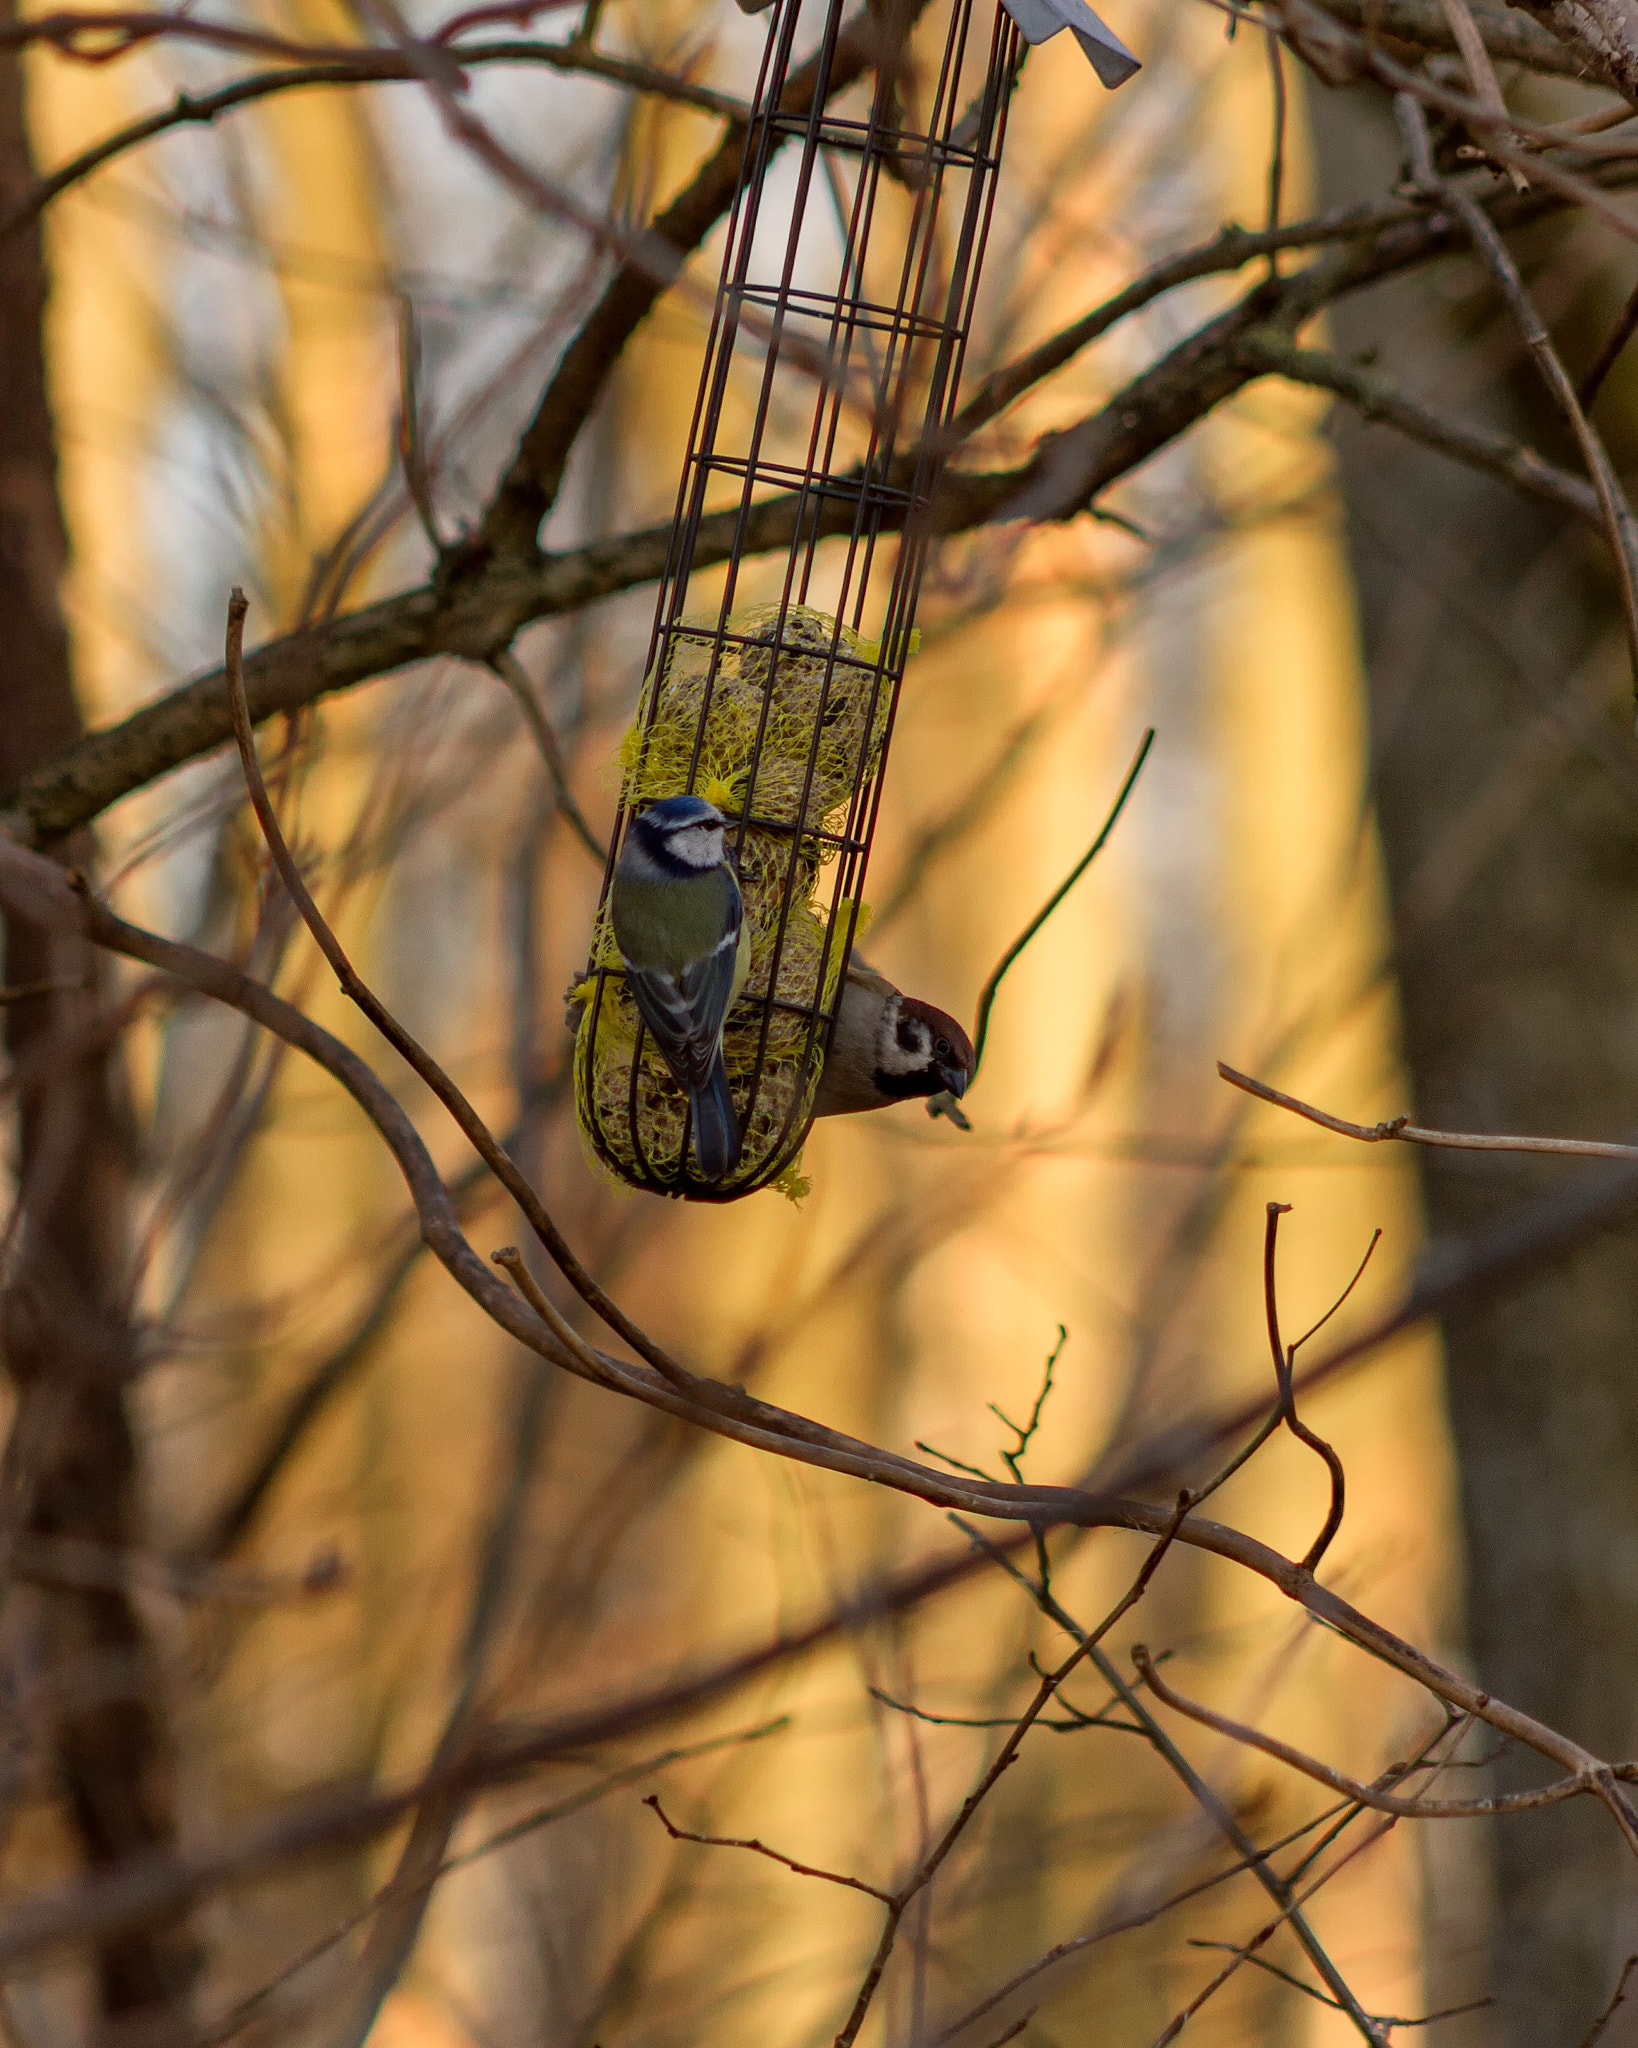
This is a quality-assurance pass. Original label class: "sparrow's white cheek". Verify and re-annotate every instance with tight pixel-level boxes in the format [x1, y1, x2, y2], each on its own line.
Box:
[878, 1016, 932, 1078]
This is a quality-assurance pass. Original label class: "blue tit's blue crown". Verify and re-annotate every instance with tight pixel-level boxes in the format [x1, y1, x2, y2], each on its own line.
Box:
[641, 794, 725, 832]
[626, 793, 729, 878]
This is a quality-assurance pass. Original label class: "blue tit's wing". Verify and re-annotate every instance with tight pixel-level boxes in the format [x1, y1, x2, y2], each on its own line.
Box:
[624, 871, 744, 1092]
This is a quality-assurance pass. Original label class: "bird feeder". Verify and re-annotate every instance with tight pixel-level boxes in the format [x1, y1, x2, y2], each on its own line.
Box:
[573, 0, 1137, 1200]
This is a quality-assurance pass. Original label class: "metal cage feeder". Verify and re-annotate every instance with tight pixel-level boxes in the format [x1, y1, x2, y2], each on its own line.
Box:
[573, 0, 1135, 1201]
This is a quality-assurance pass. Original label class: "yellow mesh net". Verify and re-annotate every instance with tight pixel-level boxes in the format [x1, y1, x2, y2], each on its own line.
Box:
[574, 602, 902, 1196]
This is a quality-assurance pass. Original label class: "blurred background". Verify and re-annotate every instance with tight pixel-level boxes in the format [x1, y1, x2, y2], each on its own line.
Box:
[9, 0, 1638, 2040]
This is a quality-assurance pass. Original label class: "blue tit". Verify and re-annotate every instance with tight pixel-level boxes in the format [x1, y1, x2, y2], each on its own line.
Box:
[610, 794, 751, 1182]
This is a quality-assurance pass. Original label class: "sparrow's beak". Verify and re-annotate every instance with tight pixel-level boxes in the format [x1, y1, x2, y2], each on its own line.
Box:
[938, 1059, 970, 1099]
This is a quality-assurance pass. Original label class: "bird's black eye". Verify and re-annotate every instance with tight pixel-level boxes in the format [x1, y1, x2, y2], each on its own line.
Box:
[936, 1037, 951, 1057]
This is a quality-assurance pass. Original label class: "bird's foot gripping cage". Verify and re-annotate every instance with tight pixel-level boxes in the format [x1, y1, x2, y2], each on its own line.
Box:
[572, 0, 1136, 1201]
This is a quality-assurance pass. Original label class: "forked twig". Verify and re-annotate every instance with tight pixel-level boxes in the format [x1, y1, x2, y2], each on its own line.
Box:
[993, 1325, 1067, 1484]
[832, 1496, 1194, 2048]
[1148, 1815, 1397, 2047]
[1436, 0, 1527, 191]
[490, 1248, 620, 1391]
[2, 830, 1638, 1965]
[962, 1521, 1390, 2047]
[6, 837, 1638, 1921]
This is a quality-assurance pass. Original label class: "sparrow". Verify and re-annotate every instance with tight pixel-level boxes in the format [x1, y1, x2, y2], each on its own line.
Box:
[813, 958, 974, 1119]
[610, 794, 750, 1182]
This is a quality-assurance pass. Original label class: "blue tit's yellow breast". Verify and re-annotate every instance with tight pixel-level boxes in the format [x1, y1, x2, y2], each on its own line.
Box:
[612, 866, 737, 974]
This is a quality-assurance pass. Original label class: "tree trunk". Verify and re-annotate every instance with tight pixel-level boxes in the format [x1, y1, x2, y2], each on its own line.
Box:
[1314, 79, 1638, 2041]
[0, 25, 187, 2038]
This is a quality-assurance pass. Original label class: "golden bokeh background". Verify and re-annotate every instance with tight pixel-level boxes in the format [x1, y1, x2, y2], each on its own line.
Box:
[12, 1, 1468, 2039]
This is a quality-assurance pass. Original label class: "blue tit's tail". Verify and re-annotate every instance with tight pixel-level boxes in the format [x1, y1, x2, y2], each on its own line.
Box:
[689, 1055, 741, 1183]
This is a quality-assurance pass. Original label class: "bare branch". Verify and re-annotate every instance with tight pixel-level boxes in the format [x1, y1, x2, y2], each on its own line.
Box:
[11, 168, 1638, 851]
[1580, 273, 1638, 404]
[222, 588, 709, 1399]
[1233, 328, 1605, 530]
[832, 1499, 1195, 2048]
[1303, 0, 1605, 77]
[970, 733, 1153, 1076]
[0, 838, 1634, 1897]
[1395, 93, 1638, 694]
[0, 38, 748, 250]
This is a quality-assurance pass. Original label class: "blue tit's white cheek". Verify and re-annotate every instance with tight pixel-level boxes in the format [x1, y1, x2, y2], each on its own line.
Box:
[664, 824, 724, 870]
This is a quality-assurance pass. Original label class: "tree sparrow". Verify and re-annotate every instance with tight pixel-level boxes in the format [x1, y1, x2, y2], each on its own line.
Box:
[813, 958, 973, 1119]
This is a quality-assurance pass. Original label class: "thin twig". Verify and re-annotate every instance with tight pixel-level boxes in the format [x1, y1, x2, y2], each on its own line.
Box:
[1263, 1203, 1347, 1572]
[1184, 1224, 1378, 1522]
[197, 1719, 785, 2048]
[970, 731, 1153, 1075]
[867, 1685, 1142, 1735]
[923, 1798, 1367, 2047]
[490, 1248, 619, 1390]
[1580, 276, 1638, 407]
[973, 2018, 1031, 2048]
[1579, 1955, 1638, 2048]
[0, 38, 747, 250]
[1133, 1649, 1628, 1820]
[22, 164, 1638, 852]
[1290, 1229, 1382, 1353]
[1436, 0, 1528, 190]
[993, 1326, 1067, 1484]
[5, 849, 1638, 1896]
[1185, 1941, 1489, 2029]
[486, 648, 605, 861]
[1234, 328, 1604, 530]
[18, 836, 1638, 1847]
[642, 1796, 893, 1903]
[1219, 1059, 1638, 1160]
[1265, 28, 1287, 269]
[1147, 1788, 1404, 2045]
